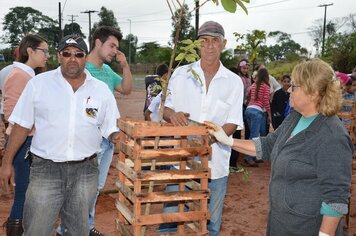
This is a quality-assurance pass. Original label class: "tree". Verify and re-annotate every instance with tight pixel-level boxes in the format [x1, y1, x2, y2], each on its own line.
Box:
[63, 23, 85, 38]
[91, 6, 122, 37]
[234, 30, 266, 66]
[326, 32, 356, 72]
[308, 17, 346, 56]
[136, 42, 172, 64]
[263, 31, 308, 62]
[170, 4, 195, 44]
[120, 34, 138, 64]
[2, 6, 57, 47]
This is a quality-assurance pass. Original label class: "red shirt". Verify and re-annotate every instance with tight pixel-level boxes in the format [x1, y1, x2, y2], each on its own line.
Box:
[247, 83, 270, 111]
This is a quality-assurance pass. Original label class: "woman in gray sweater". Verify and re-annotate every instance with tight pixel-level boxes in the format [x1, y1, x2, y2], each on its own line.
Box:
[205, 59, 353, 236]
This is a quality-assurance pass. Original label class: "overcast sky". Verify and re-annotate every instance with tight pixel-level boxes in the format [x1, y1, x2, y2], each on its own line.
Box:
[0, 0, 355, 53]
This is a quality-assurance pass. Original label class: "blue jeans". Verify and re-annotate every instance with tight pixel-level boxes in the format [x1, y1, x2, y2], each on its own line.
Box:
[89, 137, 114, 229]
[244, 108, 267, 160]
[9, 136, 32, 219]
[24, 155, 98, 236]
[158, 176, 228, 236]
[57, 138, 113, 234]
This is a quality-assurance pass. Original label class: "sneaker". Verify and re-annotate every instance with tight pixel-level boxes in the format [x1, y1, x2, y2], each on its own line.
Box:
[56, 233, 62, 236]
[89, 227, 105, 236]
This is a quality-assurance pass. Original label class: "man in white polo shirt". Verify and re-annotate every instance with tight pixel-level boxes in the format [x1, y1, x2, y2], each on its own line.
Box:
[163, 21, 244, 235]
[0, 35, 120, 236]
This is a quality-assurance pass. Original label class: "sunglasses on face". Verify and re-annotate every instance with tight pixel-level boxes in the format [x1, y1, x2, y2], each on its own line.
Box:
[60, 51, 86, 58]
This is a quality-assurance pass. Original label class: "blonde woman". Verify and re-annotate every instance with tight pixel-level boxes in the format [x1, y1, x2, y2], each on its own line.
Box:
[206, 59, 353, 236]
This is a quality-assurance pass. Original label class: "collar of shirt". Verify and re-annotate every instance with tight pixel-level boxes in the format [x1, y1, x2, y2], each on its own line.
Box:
[13, 61, 35, 77]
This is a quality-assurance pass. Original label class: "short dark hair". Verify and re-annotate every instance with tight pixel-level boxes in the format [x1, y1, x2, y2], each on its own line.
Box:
[156, 64, 168, 77]
[90, 26, 123, 51]
[18, 34, 47, 63]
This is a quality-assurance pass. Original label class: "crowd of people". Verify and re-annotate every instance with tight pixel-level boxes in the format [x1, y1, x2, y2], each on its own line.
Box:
[0, 20, 355, 236]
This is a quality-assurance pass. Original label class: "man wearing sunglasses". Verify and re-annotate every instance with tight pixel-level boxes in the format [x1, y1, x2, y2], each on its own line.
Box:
[57, 26, 132, 236]
[0, 34, 120, 236]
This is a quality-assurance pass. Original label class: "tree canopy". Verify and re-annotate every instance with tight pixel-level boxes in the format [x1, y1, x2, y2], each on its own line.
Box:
[2, 6, 57, 47]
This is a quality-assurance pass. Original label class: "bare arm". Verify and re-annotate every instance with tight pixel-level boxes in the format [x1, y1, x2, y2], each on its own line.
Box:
[231, 139, 257, 156]
[144, 109, 152, 121]
[319, 216, 341, 236]
[0, 124, 30, 192]
[115, 50, 133, 95]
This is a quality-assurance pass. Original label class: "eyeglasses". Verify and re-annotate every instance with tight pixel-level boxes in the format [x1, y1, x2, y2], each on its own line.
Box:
[35, 48, 50, 56]
[60, 51, 86, 58]
[290, 82, 301, 92]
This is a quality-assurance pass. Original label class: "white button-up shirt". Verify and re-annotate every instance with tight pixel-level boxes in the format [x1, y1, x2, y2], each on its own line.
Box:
[165, 60, 244, 179]
[9, 67, 120, 162]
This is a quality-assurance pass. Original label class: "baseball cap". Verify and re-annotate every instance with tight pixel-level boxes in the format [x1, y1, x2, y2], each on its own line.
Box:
[197, 21, 225, 38]
[57, 34, 88, 54]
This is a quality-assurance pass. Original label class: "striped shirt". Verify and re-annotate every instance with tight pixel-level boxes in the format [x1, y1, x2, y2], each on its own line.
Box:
[247, 82, 270, 112]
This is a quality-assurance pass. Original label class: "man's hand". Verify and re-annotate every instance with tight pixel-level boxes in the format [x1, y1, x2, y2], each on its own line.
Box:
[108, 131, 120, 144]
[0, 162, 15, 193]
[204, 121, 233, 146]
[169, 112, 190, 126]
[115, 50, 129, 68]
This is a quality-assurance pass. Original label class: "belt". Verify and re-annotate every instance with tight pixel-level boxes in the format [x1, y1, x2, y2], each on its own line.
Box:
[30, 152, 97, 164]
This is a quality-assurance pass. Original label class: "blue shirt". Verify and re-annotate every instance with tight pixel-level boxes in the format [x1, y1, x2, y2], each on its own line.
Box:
[86, 62, 122, 92]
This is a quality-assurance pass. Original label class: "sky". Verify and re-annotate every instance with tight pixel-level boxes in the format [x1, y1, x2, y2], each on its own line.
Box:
[0, 0, 355, 54]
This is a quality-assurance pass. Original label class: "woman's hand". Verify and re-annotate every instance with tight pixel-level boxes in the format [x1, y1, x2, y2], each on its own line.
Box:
[204, 121, 233, 146]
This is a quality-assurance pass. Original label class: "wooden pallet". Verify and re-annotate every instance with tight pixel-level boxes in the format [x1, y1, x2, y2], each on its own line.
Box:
[116, 119, 211, 236]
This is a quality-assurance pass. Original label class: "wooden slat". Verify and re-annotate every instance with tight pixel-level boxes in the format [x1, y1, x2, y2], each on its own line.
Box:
[115, 200, 134, 224]
[117, 161, 137, 181]
[136, 190, 210, 203]
[116, 220, 133, 236]
[139, 147, 211, 159]
[136, 169, 210, 181]
[119, 119, 208, 137]
[137, 211, 209, 225]
[116, 180, 135, 202]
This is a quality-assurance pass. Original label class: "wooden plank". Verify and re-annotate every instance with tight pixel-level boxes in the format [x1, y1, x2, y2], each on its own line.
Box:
[117, 161, 137, 181]
[136, 169, 210, 181]
[116, 180, 135, 202]
[116, 220, 133, 236]
[119, 119, 209, 137]
[136, 190, 210, 203]
[115, 199, 134, 224]
[136, 211, 209, 225]
[139, 147, 211, 159]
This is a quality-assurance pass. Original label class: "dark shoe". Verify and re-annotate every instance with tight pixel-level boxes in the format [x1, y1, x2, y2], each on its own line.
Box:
[90, 227, 105, 236]
[244, 159, 258, 167]
[5, 218, 23, 236]
[255, 159, 264, 163]
[56, 233, 62, 236]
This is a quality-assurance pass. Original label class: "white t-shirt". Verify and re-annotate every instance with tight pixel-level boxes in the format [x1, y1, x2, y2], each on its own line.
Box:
[10, 67, 120, 162]
[147, 92, 162, 122]
[165, 60, 244, 179]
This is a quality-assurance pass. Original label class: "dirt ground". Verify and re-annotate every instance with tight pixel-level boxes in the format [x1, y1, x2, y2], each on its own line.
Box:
[0, 89, 353, 235]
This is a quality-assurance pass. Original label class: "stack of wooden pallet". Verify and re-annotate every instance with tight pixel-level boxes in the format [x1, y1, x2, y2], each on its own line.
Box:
[116, 119, 211, 236]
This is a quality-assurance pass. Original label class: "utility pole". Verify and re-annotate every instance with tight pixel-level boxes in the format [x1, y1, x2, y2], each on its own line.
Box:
[127, 19, 131, 66]
[81, 10, 98, 49]
[58, 2, 63, 40]
[318, 3, 333, 57]
[67, 14, 78, 33]
[195, 0, 199, 38]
